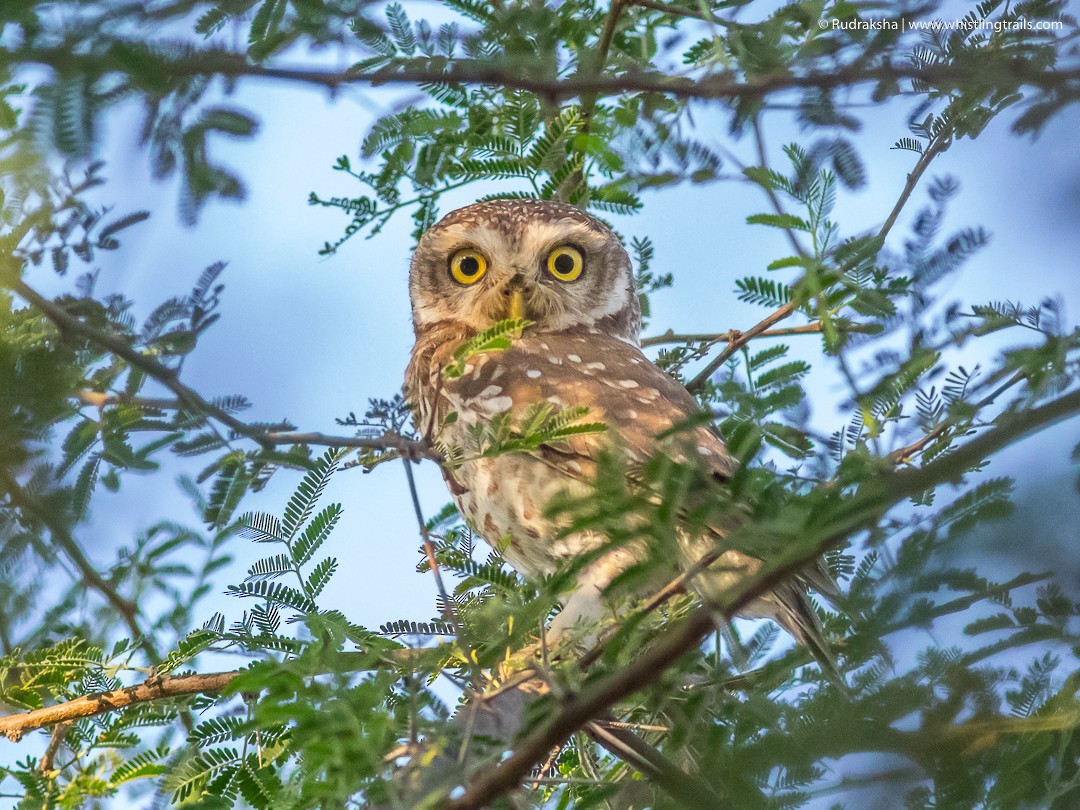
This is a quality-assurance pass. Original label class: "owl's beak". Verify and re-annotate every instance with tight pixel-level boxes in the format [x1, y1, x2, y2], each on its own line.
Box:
[507, 288, 527, 321]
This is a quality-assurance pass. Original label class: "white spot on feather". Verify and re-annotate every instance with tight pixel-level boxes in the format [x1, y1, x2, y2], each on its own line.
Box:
[636, 387, 660, 402]
[618, 379, 639, 389]
[481, 396, 513, 413]
[526, 369, 542, 379]
[567, 354, 581, 362]
[586, 362, 605, 371]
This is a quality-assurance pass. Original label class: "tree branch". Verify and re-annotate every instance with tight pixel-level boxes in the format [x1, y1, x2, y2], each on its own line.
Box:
[641, 321, 878, 347]
[877, 136, 948, 244]
[0, 671, 238, 742]
[682, 111, 949, 392]
[16, 284, 439, 462]
[626, 0, 748, 28]
[37, 722, 71, 773]
[0, 648, 429, 739]
[12, 279, 275, 451]
[10, 46, 1078, 102]
[685, 302, 796, 391]
[262, 431, 438, 460]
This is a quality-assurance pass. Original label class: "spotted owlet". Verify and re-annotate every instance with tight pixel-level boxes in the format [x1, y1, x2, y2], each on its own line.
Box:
[405, 199, 835, 660]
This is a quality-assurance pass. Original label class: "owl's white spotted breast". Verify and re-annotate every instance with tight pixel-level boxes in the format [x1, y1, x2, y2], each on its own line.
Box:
[406, 328, 736, 576]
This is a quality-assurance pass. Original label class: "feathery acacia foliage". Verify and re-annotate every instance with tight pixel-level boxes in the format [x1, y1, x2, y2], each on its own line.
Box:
[2, 0, 1080, 808]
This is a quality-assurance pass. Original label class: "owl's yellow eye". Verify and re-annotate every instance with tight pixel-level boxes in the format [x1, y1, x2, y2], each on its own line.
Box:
[449, 249, 488, 285]
[545, 245, 584, 282]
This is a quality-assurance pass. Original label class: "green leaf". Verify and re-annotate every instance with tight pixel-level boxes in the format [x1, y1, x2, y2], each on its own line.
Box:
[226, 581, 318, 613]
[746, 213, 812, 231]
[281, 450, 342, 540]
[292, 503, 342, 566]
[443, 319, 532, 378]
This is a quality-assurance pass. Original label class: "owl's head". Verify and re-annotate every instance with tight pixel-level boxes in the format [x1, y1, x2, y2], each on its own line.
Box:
[409, 199, 640, 343]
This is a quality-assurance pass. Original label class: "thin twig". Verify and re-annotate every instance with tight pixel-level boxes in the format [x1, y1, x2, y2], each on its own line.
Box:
[578, 550, 718, 669]
[13, 279, 274, 451]
[594, 719, 669, 733]
[20, 287, 437, 462]
[684, 119, 949, 393]
[402, 459, 458, 630]
[627, 0, 748, 28]
[752, 116, 812, 261]
[877, 136, 948, 244]
[557, 0, 627, 201]
[887, 423, 949, 465]
[685, 302, 797, 391]
[37, 722, 71, 773]
[641, 321, 877, 347]
[886, 370, 1027, 465]
[266, 431, 438, 460]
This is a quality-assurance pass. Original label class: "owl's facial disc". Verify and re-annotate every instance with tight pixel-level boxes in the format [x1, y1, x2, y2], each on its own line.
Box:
[410, 200, 641, 343]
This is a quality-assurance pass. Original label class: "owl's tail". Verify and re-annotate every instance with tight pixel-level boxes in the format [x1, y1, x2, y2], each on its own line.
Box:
[760, 581, 847, 690]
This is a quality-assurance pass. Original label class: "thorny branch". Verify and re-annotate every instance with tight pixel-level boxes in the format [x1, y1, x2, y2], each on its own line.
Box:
[13, 279, 277, 451]
[37, 722, 71, 773]
[686, 302, 796, 391]
[0, 649, 429, 740]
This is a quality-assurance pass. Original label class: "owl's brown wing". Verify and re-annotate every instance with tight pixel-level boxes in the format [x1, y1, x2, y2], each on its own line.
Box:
[440, 330, 737, 483]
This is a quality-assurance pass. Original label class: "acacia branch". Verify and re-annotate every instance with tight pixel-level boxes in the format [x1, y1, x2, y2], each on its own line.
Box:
[878, 136, 948, 244]
[683, 111, 949, 392]
[626, 0, 748, 28]
[37, 723, 71, 773]
[0, 672, 239, 742]
[641, 321, 878, 347]
[10, 46, 1079, 102]
[16, 285, 438, 462]
[0, 648, 428, 740]
[13, 279, 275, 451]
[685, 302, 797, 391]
[443, 385, 1080, 809]
[256, 431, 438, 459]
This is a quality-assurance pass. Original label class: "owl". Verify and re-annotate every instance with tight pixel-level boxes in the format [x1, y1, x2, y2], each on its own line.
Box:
[405, 199, 836, 663]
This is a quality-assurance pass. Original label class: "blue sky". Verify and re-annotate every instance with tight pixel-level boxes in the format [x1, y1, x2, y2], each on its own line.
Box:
[69, 66, 1080, 633]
